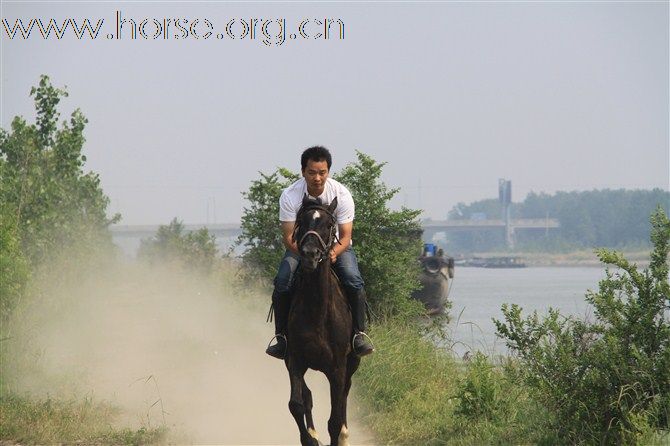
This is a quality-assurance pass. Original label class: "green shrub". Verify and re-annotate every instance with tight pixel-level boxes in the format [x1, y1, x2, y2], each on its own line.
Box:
[236, 168, 299, 281]
[495, 207, 670, 444]
[0, 211, 29, 326]
[455, 352, 508, 421]
[333, 152, 424, 319]
[356, 323, 549, 445]
[138, 218, 217, 273]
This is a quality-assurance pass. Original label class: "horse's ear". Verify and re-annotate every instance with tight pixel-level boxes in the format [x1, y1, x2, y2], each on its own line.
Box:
[302, 193, 310, 206]
[328, 196, 338, 213]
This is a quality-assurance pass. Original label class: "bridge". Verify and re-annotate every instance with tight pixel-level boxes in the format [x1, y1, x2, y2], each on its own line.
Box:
[110, 180, 562, 250]
[112, 180, 562, 251]
[111, 218, 560, 246]
[422, 218, 560, 230]
[421, 218, 560, 248]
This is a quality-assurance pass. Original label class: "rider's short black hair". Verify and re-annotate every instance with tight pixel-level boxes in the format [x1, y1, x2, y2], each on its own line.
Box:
[301, 146, 332, 171]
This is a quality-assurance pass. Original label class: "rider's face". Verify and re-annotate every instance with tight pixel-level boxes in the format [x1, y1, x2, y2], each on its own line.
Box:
[302, 159, 329, 196]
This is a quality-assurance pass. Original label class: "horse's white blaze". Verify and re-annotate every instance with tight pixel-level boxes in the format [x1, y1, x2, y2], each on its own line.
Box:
[312, 210, 320, 220]
[308, 428, 319, 440]
[338, 425, 349, 446]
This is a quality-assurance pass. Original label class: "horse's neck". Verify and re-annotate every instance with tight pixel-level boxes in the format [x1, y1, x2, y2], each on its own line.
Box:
[301, 262, 333, 320]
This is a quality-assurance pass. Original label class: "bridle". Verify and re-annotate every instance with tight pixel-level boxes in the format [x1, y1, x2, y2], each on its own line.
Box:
[293, 205, 340, 263]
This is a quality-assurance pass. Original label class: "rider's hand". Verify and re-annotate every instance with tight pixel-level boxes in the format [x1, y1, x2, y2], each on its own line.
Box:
[329, 249, 337, 263]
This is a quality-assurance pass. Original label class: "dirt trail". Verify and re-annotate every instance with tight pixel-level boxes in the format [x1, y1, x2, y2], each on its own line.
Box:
[14, 263, 376, 445]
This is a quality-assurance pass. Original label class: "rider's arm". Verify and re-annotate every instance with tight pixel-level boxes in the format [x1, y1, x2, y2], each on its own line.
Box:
[281, 221, 299, 255]
[330, 221, 352, 262]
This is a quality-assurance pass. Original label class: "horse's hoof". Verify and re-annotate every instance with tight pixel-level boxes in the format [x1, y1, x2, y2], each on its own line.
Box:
[301, 435, 321, 446]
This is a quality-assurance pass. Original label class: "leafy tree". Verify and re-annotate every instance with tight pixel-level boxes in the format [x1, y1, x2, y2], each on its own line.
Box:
[138, 218, 217, 273]
[333, 152, 423, 319]
[236, 168, 299, 280]
[0, 75, 119, 266]
[236, 152, 424, 320]
[0, 210, 29, 325]
[0, 75, 119, 327]
[494, 207, 670, 444]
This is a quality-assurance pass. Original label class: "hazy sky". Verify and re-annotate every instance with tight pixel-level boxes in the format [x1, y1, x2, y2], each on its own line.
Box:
[2, 1, 668, 225]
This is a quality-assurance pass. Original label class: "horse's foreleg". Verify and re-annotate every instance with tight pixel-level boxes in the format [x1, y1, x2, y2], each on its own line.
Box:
[302, 379, 319, 442]
[342, 354, 360, 430]
[327, 371, 349, 446]
[288, 366, 318, 446]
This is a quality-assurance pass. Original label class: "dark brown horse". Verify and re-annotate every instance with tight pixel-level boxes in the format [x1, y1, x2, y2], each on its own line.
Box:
[285, 195, 360, 446]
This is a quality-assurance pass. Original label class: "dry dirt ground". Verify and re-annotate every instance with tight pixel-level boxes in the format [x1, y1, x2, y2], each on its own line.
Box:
[11, 263, 376, 445]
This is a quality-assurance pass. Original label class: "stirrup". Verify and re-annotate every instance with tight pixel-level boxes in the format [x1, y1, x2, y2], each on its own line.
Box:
[352, 332, 375, 355]
[267, 333, 287, 350]
[266, 334, 287, 360]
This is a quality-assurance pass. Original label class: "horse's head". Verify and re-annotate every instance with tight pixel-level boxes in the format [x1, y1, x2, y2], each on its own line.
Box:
[293, 194, 338, 272]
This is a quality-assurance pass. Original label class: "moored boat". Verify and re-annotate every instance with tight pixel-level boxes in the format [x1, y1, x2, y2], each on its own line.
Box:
[455, 256, 526, 268]
[411, 244, 454, 314]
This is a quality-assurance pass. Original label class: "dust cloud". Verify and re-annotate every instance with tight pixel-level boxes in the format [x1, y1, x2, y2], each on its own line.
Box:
[8, 260, 375, 445]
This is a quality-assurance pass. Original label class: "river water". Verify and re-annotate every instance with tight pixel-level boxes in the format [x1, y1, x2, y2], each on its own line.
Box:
[444, 266, 608, 357]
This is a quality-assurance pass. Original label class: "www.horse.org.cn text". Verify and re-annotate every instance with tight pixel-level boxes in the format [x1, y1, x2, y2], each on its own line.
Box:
[2, 11, 345, 46]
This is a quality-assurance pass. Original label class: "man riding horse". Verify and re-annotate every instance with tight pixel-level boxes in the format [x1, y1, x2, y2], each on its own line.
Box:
[266, 146, 375, 359]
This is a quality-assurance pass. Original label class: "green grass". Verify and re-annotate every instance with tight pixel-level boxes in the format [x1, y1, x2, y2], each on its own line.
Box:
[0, 393, 167, 445]
[355, 320, 554, 445]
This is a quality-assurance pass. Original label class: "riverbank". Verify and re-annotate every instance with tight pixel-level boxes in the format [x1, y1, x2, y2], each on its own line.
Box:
[355, 320, 553, 445]
[461, 249, 651, 267]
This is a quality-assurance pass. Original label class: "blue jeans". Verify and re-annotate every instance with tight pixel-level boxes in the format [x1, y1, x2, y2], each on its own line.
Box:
[274, 247, 365, 293]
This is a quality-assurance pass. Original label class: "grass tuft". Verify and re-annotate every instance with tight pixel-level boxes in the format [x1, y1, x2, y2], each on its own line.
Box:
[0, 393, 167, 445]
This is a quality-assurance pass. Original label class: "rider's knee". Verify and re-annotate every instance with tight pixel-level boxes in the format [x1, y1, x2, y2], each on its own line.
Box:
[274, 272, 294, 294]
[274, 281, 292, 294]
[275, 251, 300, 294]
[334, 250, 364, 289]
[342, 277, 365, 292]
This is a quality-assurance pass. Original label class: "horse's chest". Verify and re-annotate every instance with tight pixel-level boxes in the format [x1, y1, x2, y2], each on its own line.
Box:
[289, 337, 333, 367]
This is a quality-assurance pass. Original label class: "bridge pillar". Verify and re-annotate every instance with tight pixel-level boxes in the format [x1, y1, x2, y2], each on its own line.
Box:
[504, 207, 515, 250]
[500, 179, 515, 250]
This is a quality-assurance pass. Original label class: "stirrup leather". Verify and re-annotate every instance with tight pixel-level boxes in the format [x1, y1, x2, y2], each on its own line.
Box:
[352, 331, 374, 351]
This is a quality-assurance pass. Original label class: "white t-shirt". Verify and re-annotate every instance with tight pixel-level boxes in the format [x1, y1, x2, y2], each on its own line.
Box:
[279, 177, 355, 225]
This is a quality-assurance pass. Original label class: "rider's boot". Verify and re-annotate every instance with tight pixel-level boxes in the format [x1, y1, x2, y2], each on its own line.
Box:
[346, 288, 375, 357]
[266, 289, 290, 360]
